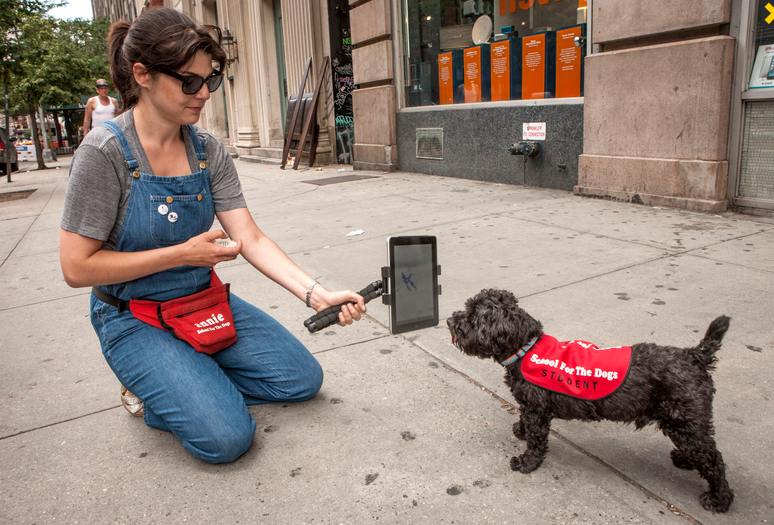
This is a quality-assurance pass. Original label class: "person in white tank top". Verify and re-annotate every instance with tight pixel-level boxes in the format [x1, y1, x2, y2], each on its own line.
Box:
[83, 79, 119, 138]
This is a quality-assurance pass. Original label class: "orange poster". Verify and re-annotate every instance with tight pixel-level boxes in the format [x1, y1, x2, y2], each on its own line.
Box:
[556, 26, 584, 98]
[500, 0, 506, 16]
[491, 41, 511, 101]
[464, 47, 483, 103]
[522, 34, 546, 100]
[439, 52, 455, 105]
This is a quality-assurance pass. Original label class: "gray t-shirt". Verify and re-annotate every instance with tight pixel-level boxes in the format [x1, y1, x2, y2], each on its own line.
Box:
[61, 110, 246, 249]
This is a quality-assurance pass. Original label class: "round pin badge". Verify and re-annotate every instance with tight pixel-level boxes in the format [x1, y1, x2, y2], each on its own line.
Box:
[168, 212, 178, 223]
[157, 204, 169, 215]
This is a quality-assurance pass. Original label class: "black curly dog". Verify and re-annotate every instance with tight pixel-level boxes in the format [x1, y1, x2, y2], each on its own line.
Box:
[448, 289, 733, 513]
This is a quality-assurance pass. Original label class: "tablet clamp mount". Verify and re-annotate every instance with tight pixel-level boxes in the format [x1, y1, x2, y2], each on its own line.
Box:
[303, 264, 441, 333]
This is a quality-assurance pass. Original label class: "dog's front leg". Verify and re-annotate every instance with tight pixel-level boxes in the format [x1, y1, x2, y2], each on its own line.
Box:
[510, 408, 551, 473]
[512, 403, 527, 440]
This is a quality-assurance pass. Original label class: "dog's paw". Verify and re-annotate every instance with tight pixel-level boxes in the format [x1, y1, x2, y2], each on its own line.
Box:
[699, 488, 734, 513]
[670, 449, 694, 470]
[510, 454, 540, 473]
[513, 421, 526, 440]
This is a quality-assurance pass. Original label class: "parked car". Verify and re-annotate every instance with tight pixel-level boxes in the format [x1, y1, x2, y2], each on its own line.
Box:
[1, 127, 19, 175]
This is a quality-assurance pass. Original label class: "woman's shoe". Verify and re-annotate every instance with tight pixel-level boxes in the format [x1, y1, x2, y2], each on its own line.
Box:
[120, 385, 144, 417]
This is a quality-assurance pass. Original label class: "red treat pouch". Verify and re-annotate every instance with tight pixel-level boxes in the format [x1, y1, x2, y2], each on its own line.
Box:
[129, 271, 237, 354]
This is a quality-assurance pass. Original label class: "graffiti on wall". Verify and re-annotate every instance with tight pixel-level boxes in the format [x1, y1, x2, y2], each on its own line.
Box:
[332, 54, 355, 164]
[329, 2, 355, 164]
[333, 58, 354, 114]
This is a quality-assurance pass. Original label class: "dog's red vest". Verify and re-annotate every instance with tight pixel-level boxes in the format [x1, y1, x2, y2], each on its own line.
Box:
[520, 335, 632, 400]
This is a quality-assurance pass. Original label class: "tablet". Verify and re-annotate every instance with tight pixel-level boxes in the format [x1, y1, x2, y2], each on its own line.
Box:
[386, 236, 440, 334]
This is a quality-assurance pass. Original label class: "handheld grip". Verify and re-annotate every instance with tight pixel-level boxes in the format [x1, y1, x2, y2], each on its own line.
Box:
[305, 280, 382, 333]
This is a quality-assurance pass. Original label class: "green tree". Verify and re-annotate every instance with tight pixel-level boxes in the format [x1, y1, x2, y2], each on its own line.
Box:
[0, 1, 49, 78]
[62, 16, 112, 91]
[1, 0, 49, 174]
[9, 12, 94, 169]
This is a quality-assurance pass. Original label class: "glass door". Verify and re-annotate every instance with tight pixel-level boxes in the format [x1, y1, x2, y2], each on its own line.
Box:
[728, 0, 774, 211]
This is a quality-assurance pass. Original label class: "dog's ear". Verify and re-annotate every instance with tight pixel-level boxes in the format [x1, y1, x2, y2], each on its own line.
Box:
[474, 305, 515, 357]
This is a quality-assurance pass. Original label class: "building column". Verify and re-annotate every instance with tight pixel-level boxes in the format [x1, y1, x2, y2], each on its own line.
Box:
[576, 0, 734, 213]
[349, 0, 397, 171]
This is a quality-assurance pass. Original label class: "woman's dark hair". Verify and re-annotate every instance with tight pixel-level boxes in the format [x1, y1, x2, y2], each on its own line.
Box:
[108, 8, 227, 111]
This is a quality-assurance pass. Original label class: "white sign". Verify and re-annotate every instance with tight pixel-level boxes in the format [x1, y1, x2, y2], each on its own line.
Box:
[523, 122, 546, 141]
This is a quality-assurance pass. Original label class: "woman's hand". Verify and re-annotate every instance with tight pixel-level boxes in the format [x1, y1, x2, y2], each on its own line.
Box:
[180, 230, 242, 267]
[313, 287, 367, 327]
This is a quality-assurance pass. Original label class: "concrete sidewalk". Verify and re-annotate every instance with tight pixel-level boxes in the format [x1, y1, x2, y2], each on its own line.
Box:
[1, 155, 772, 524]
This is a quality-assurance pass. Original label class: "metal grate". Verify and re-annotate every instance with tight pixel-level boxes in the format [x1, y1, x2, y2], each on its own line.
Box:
[416, 128, 443, 160]
[302, 174, 378, 186]
[0, 189, 36, 203]
[739, 100, 774, 200]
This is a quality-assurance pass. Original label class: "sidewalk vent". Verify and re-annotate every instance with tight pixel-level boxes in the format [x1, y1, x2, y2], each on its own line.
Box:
[739, 100, 774, 200]
[0, 189, 36, 203]
[416, 128, 443, 160]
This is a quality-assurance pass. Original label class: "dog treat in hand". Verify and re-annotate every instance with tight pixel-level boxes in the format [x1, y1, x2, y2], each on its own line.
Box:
[214, 238, 237, 248]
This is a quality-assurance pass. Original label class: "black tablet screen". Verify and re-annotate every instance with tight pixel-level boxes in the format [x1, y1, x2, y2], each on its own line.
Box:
[388, 236, 439, 334]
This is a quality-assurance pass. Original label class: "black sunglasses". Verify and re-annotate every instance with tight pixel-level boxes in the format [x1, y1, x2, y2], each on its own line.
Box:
[160, 70, 224, 95]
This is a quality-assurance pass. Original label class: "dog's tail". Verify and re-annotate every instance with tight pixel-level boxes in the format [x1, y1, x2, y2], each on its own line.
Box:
[694, 315, 731, 370]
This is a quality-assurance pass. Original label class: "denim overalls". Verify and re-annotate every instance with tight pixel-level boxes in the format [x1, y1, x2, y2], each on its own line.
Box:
[89, 120, 323, 463]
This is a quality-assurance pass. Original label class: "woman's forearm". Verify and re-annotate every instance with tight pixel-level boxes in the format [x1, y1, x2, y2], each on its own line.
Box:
[217, 208, 365, 315]
[60, 230, 186, 287]
[59, 229, 240, 288]
[239, 234, 313, 302]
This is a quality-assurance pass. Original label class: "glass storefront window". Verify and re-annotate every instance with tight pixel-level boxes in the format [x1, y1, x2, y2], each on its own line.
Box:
[748, 0, 774, 89]
[402, 0, 588, 107]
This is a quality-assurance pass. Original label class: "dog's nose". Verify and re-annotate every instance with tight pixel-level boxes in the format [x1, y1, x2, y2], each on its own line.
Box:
[446, 317, 453, 328]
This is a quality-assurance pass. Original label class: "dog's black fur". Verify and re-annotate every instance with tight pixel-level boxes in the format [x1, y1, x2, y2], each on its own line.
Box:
[448, 288, 733, 513]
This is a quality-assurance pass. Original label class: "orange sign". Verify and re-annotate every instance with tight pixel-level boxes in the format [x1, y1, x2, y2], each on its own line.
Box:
[556, 26, 583, 98]
[464, 47, 483, 103]
[439, 52, 455, 105]
[491, 41, 512, 101]
[504, 0, 567, 13]
[522, 34, 546, 100]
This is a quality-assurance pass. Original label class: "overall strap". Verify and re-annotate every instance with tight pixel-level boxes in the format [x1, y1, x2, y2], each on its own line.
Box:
[101, 120, 140, 173]
[186, 125, 208, 164]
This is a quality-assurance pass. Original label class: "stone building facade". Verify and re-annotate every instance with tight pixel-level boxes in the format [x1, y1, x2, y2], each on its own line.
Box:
[348, 0, 773, 214]
[92, 0, 774, 214]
